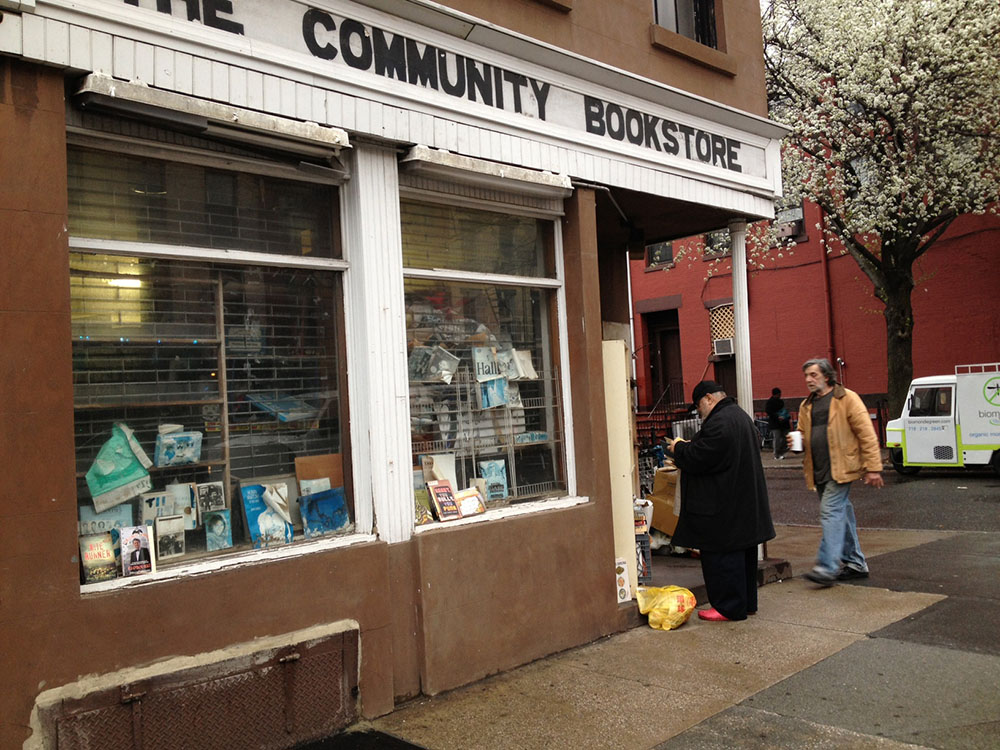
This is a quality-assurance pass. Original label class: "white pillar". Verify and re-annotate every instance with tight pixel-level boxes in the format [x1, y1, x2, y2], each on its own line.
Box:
[729, 218, 753, 416]
[342, 142, 414, 543]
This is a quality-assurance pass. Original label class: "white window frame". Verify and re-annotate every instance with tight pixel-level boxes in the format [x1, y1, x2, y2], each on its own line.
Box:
[397, 188, 580, 515]
[68, 136, 370, 591]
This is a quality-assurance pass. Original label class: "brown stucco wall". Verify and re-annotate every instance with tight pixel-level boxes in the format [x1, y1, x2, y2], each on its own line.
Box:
[0, 60, 401, 747]
[436, 0, 769, 116]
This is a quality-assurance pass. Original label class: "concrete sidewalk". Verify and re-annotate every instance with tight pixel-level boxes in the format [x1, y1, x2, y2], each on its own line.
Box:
[347, 526, 954, 749]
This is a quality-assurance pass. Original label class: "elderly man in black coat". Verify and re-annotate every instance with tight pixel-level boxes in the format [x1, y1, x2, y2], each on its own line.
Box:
[665, 381, 775, 621]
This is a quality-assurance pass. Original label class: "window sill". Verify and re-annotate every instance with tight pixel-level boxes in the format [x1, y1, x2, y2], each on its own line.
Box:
[645, 262, 675, 272]
[80, 532, 378, 594]
[414, 495, 588, 532]
[531, 0, 573, 11]
[649, 24, 737, 77]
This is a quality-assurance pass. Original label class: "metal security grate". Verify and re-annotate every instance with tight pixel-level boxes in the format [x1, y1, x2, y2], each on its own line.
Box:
[933, 445, 955, 460]
[53, 630, 359, 750]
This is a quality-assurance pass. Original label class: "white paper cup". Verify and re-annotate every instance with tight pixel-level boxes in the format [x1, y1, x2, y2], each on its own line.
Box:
[789, 431, 803, 453]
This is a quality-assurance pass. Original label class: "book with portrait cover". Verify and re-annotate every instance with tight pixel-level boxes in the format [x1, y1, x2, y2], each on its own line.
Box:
[426, 479, 461, 521]
[240, 483, 294, 549]
[203, 509, 233, 551]
[119, 525, 154, 577]
[79, 532, 117, 584]
[78, 502, 133, 536]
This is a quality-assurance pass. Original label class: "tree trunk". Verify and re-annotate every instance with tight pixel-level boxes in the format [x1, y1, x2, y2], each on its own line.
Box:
[880, 268, 915, 420]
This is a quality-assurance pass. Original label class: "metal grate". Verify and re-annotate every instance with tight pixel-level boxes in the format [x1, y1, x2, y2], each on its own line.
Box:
[53, 631, 358, 750]
[933, 445, 954, 460]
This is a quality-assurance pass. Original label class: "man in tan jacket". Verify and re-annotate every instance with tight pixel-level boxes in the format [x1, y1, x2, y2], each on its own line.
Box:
[793, 358, 883, 586]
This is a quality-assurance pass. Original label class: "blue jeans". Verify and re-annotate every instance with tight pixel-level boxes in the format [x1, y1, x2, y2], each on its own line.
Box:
[815, 481, 867, 576]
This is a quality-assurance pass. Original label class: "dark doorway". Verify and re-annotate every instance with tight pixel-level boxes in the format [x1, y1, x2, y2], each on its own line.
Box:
[713, 358, 737, 400]
[644, 309, 683, 408]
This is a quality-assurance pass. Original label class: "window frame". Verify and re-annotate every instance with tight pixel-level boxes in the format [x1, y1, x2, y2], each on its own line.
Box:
[67, 137, 371, 593]
[398, 188, 579, 508]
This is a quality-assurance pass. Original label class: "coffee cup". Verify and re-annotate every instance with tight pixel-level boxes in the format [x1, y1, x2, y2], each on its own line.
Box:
[789, 430, 803, 453]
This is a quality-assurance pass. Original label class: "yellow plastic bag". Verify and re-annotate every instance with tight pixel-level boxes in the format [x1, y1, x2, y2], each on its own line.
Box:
[636, 585, 697, 631]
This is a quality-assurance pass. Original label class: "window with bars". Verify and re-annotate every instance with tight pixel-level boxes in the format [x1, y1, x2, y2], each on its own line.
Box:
[654, 0, 718, 48]
[68, 145, 348, 586]
[400, 200, 566, 512]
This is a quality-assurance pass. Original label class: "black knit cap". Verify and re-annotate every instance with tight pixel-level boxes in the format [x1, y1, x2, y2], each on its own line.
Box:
[689, 380, 724, 410]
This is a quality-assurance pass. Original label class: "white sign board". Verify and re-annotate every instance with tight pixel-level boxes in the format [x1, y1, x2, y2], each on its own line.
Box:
[116, 0, 768, 179]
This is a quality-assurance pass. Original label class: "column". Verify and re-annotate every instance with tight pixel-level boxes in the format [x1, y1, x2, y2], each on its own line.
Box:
[729, 218, 753, 416]
[341, 142, 414, 543]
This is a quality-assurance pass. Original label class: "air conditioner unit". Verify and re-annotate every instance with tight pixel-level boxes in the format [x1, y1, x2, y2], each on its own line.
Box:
[712, 337, 734, 356]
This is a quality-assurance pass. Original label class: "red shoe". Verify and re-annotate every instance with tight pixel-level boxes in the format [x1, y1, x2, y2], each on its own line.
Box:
[697, 608, 730, 621]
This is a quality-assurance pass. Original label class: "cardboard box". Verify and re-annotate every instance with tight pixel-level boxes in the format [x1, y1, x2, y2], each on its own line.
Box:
[647, 467, 680, 536]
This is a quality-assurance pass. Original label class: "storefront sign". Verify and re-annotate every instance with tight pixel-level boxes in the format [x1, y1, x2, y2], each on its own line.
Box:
[117, 0, 767, 178]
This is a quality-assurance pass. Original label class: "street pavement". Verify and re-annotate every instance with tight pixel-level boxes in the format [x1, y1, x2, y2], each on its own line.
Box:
[328, 460, 1000, 749]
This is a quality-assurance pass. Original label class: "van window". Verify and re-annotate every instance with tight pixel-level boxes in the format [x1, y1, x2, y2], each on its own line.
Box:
[909, 387, 952, 417]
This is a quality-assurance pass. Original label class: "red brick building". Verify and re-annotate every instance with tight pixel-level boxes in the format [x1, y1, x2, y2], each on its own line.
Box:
[631, 199, 1000, 422]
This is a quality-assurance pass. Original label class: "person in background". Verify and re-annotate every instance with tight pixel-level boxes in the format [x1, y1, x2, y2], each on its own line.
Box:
[665, 381, 775, 621]
[792, 358, 884, 587]
[765, 387, 791, 459]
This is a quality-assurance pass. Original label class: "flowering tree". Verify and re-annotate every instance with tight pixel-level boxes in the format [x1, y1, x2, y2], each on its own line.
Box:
[761, 0, 1000, 415]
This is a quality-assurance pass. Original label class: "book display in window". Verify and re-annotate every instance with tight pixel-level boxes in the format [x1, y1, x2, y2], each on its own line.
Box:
[300, 487, 351, 538]
[79, 532, 118, 584]
[204, 509, 233, 551]
[120, 525, 154, 577]
[78, 502, 133, 536]
[240, 483, 294, 548]
[70, 248, 348, 583]
[154, 514, 186, 560]
[426, 479, 461, 521]
[403, 268, 566, 505]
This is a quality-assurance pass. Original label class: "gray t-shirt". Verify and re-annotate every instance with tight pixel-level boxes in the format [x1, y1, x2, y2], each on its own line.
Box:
[810, 391, 833, 485]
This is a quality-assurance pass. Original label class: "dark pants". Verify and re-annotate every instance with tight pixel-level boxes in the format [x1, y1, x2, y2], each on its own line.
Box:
[700, 546, 759, 620]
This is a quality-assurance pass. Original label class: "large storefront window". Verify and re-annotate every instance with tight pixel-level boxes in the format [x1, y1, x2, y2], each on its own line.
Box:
[401, 200, 566, 518]
[69, 146, 350, 587]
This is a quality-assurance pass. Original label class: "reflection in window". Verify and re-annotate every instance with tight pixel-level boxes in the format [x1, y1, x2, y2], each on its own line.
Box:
[654, 0, 717, 48]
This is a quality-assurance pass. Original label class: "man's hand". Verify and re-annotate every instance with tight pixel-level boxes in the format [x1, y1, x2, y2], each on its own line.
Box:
[863, 472, 884, 488]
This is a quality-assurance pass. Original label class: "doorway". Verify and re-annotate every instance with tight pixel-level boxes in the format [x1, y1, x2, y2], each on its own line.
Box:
[645, 310, 683, 408]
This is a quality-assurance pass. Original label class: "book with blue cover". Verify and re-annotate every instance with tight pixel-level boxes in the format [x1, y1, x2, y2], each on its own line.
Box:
[478, 459, 509, 501]
[246, 392, 318, 422]
[240, 483, 294, 548]
[300, 487, 350, 538]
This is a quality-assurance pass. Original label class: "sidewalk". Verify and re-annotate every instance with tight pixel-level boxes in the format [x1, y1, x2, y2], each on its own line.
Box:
[336, 525, 953, 750]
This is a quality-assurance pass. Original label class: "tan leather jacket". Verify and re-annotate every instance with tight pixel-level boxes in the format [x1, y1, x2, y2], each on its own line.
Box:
[798, 384, 883, 489]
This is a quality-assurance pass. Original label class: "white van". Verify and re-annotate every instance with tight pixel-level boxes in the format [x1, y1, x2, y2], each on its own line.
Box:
[885, 363, 1000, 475]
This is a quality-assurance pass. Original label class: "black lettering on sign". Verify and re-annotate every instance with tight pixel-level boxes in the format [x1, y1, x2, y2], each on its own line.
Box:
[529, 79, 550, 120]
[123, 0, 243, 35]
[373, 28, 406, 80]
[340, 18, 372, 70]
[438, 50, 466, 97]
[203, 0, 243, 34]
[584, 96, 605, 136]
[406, 39, 438, 88]
[302, 8, 337, 60]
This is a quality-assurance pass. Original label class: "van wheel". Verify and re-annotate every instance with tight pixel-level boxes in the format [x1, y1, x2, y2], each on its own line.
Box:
[890, 448, 920, 475]
[991, 452, 1000, 476]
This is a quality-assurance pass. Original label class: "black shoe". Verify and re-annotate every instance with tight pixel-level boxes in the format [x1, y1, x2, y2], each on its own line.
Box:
[837, 567, 870, 581]
[804, 569, 836, 587]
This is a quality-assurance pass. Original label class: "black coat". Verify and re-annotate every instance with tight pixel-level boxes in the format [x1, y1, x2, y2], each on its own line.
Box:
[667, 397, 775, 552]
